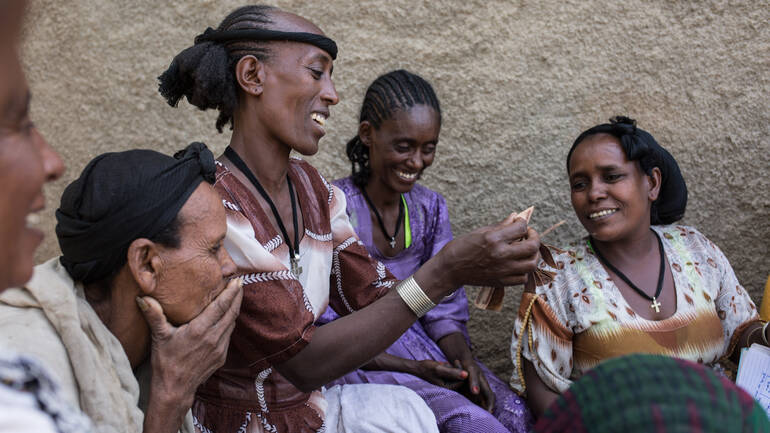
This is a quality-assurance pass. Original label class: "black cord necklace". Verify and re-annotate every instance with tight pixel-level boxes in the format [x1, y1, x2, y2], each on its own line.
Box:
[360, 185, 403, 249]
[588, 229, 666, 313]
[224, 147, 302, 276]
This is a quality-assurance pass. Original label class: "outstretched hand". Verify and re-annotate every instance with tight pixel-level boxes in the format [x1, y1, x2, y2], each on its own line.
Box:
[437, 216, 541, 290]
[138, 277, 243, 433]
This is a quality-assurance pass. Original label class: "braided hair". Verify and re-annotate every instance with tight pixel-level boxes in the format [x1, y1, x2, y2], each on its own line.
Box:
[566, 116, 688, 225]
[346, 70, 441, 187]
[158, 5, 276, 132]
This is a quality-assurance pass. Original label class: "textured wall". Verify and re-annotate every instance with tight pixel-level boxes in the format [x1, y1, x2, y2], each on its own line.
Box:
[22, 0, 769, 378]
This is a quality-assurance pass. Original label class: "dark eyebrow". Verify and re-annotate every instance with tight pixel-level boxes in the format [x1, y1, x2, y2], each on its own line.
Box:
[569, 164, 623, 180]
[2, 91, 30, 124]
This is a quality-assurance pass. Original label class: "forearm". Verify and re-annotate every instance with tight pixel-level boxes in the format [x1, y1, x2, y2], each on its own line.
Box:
[523, 359, 559, 418]
[277, 289, 419, 391]
[361, 352, 418, 374]
[437, 332, 473, 364]
[731, 320, 765, 363]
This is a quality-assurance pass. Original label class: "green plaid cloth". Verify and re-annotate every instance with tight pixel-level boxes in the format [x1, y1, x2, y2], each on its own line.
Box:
[535, 354, 770, 433]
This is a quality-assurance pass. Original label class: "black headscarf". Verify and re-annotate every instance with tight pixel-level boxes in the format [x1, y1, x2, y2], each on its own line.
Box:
[56, 142, 216, 284]
[566, 116, 688, 225]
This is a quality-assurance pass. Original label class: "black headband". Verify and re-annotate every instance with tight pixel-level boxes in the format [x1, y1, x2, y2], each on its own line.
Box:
[194, 27, 338, 60]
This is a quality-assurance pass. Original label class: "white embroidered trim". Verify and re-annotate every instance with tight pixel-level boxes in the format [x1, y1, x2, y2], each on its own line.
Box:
[222, 199, 241, 212]
[237, 413, 252, 433]
[256, 412, 278, 433]
[215, 160, 224, 167]
[321, 176, 334, 204]
[254, 368, 272, 413]
[304, 228, 332, 242]
[301, 289, 314, 314]
[375, 280, 396, 289]
[241, 271, 296, 285]
[332, 237, 357, 313]
[193, 416, 214, 433]
[263, 235, 282, 252]
[376, 261, 386, 279]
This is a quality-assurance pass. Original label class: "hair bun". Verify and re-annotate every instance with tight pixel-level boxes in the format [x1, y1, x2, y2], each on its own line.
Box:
[610, 116, 637, 127]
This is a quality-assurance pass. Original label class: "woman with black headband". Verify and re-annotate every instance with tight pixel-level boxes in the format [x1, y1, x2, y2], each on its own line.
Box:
[510, 116, 763, 417]
[158, 5, 541, 433]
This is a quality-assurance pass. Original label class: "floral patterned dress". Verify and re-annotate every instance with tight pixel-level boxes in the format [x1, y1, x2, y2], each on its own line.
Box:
[511, 224, 758, 395]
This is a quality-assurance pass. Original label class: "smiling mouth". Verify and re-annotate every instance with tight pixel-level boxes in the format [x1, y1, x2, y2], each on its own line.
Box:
[588, 208, 618, 220]
[311, 112, 327, 127]
[396, 170, 418, 181]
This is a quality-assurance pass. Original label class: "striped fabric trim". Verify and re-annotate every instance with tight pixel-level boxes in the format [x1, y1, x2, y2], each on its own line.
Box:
[215, 160, 224, 167]
[263, 235, 282, 253]
[222, 199, 241, 212]
[241, 271, 296, 285]
[304, 228, 333, 242]
[332, 237, 358, 313]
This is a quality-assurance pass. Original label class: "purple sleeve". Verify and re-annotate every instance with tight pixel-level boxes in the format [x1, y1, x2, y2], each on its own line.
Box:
[419, 192, 470, 342]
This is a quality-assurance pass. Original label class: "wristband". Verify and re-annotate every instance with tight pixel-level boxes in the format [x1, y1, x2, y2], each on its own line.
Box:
[763, 321, 770, 345]
[747, 326, 763, 347]
[396, 276, 436, 318]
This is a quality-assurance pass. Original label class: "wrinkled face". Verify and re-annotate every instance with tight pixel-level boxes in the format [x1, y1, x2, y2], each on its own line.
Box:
[153, 183, 236, 325]
[258, 12, 339, 155]
[366, 105, 440, 194]
[568, 134, 657, 243]
[0, 11, 65, 290]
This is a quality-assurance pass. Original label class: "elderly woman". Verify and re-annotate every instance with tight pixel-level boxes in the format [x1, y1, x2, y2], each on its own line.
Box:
[0, 143, 243, 433]
[317, 69, 533, 432]
[0, 1, 91, 432]
[159, 5, 540, 432]
[511, 116, 762, 417]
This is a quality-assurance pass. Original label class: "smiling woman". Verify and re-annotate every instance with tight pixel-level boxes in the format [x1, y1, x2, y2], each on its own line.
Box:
[318, 69, 534, 433]
[157, 6, 542, 433]
[510, 116, 764, 420]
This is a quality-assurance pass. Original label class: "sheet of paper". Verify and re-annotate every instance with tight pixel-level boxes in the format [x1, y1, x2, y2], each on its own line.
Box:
[736, 343, 770, 416]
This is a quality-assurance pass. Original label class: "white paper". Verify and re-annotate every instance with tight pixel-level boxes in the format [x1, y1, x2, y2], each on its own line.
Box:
[736, 343, 770, 416]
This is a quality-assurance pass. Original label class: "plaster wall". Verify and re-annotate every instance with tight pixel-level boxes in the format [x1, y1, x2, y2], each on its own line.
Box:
[22, 0, 769, 378]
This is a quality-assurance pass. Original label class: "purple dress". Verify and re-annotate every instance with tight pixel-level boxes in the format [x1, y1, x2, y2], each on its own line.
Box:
[317, 177, 533, 433]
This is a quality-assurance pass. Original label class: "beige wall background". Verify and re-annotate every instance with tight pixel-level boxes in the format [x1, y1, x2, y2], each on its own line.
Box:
[23, 0, 769, 377]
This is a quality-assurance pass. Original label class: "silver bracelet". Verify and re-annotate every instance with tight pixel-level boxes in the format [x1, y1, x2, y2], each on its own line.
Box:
[762, 321, 770, 345]
[396, 276, 436, 318]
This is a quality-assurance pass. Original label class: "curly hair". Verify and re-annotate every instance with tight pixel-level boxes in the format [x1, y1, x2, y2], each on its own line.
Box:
[158, 5, 276, 132]
[346, 70, 441, 187]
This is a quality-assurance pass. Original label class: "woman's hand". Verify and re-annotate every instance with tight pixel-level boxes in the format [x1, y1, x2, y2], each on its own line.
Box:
[138, 277, 243, 433]
[438, 332, 495, 412]
[412, 359, 467, 390]
[452, 359, 495, 412]
[416, 217, 541, 300]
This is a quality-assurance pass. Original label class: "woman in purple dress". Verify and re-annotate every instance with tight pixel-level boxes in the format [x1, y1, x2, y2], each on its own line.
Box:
[317, 70, 533, 432]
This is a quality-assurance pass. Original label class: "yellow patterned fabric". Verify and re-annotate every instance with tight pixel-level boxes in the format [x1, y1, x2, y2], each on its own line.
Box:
[510, 225, 758, 394]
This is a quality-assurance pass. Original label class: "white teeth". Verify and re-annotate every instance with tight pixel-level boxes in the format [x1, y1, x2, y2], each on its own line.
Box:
[589, 209, 618, 219]
[26, 213, 41, 226]
[310, 112, 326, 127]
[396, 170, 417, 180]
